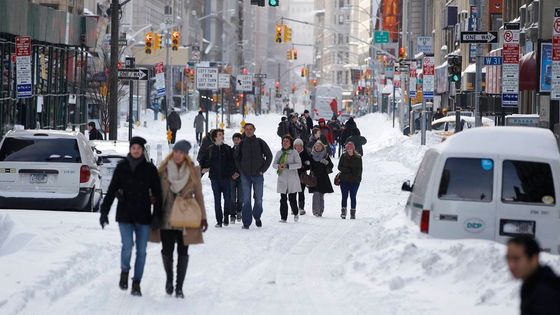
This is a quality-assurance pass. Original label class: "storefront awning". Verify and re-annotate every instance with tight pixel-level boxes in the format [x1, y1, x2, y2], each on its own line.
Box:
[519, 51, 537, 91]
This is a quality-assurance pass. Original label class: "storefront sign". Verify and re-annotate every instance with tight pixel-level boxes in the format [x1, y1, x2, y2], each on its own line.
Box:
[502, 23, 520, 107]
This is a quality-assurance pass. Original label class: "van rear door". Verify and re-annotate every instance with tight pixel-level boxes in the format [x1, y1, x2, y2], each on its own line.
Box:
[430, 156, 497, 240]
[496, 159, 560, 254]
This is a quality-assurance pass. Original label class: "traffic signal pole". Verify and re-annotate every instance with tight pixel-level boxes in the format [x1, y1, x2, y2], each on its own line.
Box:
[474, 0, 482, 127]
[108, 0, 120, 140]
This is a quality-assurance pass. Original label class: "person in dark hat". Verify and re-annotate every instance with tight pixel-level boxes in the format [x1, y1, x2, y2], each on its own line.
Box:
[99, 136, 162, 297]
[303, 110, 313, 131]
[87, 121, 104, 140]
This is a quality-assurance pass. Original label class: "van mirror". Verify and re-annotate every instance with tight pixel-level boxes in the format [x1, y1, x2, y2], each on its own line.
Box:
[401, 180, 413, 192]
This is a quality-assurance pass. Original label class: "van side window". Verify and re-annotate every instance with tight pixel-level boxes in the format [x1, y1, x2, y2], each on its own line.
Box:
[502, 160, 555, 205]
[438, 158, 493, 202]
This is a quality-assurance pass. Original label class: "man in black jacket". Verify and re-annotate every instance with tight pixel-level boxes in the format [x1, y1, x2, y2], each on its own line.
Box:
[303, 110, 313, 131]
[200, 129, 235, 227]
[507, 235, 560, 315]
[234, 123, 273, 229]
[230, 133, 243, 222]
[99, 136, 162, 297]
[87, 121, 104, 140]
[167, 108, 182, 144]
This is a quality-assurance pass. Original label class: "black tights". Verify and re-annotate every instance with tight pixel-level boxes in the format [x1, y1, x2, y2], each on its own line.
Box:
[160, 229, 189, 256]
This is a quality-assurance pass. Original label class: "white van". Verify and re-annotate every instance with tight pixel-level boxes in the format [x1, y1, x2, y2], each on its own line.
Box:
[402, 127, 560, 254]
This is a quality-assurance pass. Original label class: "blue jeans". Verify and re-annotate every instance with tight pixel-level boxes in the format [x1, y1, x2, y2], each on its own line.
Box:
[340, 181, 360, 209]
[211, 179, 232, 224]
[240, 174, 264, 227]
[118, 223, 151, 281]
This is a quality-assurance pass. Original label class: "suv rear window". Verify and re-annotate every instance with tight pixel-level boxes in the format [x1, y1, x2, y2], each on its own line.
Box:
[438, 158, 494, 202]
[0, 138, 82, 163]
[502, 160, 555, 205]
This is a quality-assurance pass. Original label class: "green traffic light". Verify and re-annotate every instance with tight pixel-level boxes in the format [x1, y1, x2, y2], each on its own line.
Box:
[269, 0, 279, 6]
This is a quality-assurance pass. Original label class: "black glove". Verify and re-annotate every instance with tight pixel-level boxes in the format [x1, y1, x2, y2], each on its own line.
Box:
[201, 219, 208, 232]
[100, 213, 109, 229]
[151, 215, 161, 230]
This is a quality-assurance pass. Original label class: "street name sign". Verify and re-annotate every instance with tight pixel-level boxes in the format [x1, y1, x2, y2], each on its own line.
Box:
[254, 73, 267, 79]
[460, 31, 498, 43]
[483, 56, 502, 66]
[118, 68, 149, 80]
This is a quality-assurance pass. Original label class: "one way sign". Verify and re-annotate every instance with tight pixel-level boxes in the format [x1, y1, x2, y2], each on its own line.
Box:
[460, 31, 498, 44]
[118, 68, 149, 80]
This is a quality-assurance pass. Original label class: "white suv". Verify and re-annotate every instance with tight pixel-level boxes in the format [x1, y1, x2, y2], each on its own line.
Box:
[0, 129, 103, 211]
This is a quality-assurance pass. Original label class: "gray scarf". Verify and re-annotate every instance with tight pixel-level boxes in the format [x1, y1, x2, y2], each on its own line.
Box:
[311, 148, 326, 162]
[126, 155, 143, 172]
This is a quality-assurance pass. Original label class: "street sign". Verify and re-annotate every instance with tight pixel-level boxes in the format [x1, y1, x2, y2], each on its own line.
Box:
[236, 74, 253, 92]
[118, 68, 149, 80]
[416, 36, 433, 54]
[422, 55, 435, 100]
[409, 61, 417, 98]
[483, 56, 502, 65]
[15, 36, 32, 98]
[460, 31, 498, 43]
[502, 23, 520, 107]
[374, 31, 390, 44]
[552, 8, 560, 100]
[218, 73, 230, 89]
[196, 67, 219, 90]
[254, 73, 267, 79]
[154, 62, 165, 97]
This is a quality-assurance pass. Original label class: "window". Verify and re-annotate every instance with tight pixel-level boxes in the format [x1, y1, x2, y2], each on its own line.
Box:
[438, 158, 494, 202]
[0, 138, 82, 163]
[338, 15, 344, 25]
[502, 160, 556, 205]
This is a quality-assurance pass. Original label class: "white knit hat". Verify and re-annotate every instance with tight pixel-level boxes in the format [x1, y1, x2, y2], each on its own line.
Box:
[293, 138, 304, 147]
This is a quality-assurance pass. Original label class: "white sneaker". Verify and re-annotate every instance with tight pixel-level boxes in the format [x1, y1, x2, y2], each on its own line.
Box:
[279, 219, 287, 223]
[294, 214, 299, 222]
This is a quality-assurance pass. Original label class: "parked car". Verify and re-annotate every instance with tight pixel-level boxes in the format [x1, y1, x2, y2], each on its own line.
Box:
[401, 127, 560, 254]
[0, 129, 103, 211]
[431, 116, 494, 140]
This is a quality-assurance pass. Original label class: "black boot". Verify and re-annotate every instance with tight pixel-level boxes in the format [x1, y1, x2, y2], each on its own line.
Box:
[350, 209, 356, 220]
[341, 208, 347, 219]
[175, 255, 189, 298]
[119, 271, 129, 290]
[131, 280, 142, 296]
[162, 254, 174, 295]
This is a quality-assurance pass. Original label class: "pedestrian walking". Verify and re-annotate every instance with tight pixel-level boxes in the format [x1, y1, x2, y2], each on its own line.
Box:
[294, 138, 311, 215]
[196, 129, 215, 169]
[303, 109, 314, 131]
[194, 111, 205, 145]
[506, 235, 560, 315]
[277, 116, 290, 138]
[328, 115, 342, 156]
[318, 118, 334, 157]
[308, 141, 334, 217]
[273, 135, 302, 223]
[298, 115, 310, 145]
[288, 113, 303, 140]
[87, 121, 104, 140]
[233, 123, 273, 229]
[199, 129, 235, 227]
[337, 141, 362, 219]
[346, 128, 367, 156]
[230, 133, 243, 222]
[167, 108, 182, 144]
[307, 127, 330, 156]
[99, 136, 162, 297]
[157, 140, 208, 298]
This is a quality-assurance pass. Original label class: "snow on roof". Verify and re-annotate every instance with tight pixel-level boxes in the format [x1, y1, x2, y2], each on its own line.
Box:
[435, 127, 560, 160]
[5, 129, 80, 138]
[463, 63, 486, 74]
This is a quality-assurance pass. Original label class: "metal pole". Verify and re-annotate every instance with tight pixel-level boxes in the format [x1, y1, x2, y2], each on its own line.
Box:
[128, 80, 133, 140]
[421, 57, 426, 145]
[474, 0, 483, 127]
[221, 88, 224, 125]
[392, 84, 396, 127]
[165, 28, 171, 132]
[108, 0, 120, 140]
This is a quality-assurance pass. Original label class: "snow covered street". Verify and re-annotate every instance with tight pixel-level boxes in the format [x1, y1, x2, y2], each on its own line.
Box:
[2, 112, 560, 314]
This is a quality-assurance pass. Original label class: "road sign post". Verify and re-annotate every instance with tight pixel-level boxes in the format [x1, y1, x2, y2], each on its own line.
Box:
[15, 36, 32, 99]
[118, 68, 149, 80]
[460, 31, 498, 44]
[502, 23, 520, 107]
[552, 8, 560, 100]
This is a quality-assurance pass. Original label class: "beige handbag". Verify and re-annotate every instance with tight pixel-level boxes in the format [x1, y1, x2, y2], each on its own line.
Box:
[169, 195, 202, 229]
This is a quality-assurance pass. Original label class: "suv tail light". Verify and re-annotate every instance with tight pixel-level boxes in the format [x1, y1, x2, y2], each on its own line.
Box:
[80, 165, 91, 183]
[420, 210, 430, 234]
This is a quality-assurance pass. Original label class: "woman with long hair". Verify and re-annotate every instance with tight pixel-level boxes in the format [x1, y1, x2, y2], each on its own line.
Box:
[157, 140, 208, 298]
[308, 141, 334, 216]
[337, 141, 363, 219]
[273, 135, 302, 223]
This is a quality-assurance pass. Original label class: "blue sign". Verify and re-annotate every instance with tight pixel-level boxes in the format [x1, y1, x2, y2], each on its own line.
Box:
[540, 43, 552, 93]
[502, 93, 519, 107]
[157, 87, 166, 97]
[483, 56, 502, 66]
[17, 84, 32, 98]
[424, 92, 433, 100]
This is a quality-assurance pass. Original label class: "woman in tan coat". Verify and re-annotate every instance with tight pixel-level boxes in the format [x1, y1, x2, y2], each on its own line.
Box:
[158, 140, 208, 298]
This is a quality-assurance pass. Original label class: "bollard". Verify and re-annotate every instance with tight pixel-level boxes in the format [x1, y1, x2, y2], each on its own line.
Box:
[156, 144, 163, 165]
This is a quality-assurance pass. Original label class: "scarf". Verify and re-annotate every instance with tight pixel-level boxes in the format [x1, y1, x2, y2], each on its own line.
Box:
[311, 148, 327, 162]
[277, 149, 290, 174]
[166, 161, 190, 194]
[126, 155, 143, 172]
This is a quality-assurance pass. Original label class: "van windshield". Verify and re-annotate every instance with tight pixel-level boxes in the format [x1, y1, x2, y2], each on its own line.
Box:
[0, 138, 82, 163]
[438, 158, 494, 202]
[502, 160, 555, 205]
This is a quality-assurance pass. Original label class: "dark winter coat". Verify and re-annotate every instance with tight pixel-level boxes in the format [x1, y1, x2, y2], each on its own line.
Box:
[297, 149, 312, 176]
[167, 110, 182, 131]
[318, 120, 334, 144]
[289, 120, 303, 140]
[338, 152, 363, 184]
[196, 132, 214, 163]
[194, 113, 205, 133]
[101, 156, 162, 225]
[347, 135, 367, 156]
[200, 143, 235, 180]
[277, 120, 290, 137]
[309, 152, 334, 194]
[231, 144, 242, 182]
[88, 128, 104, 140]
[305, 116, 314, 131]
[328, 120, 342, 143]
[521, 265, 560, 315]
[234, 135, 273, 177]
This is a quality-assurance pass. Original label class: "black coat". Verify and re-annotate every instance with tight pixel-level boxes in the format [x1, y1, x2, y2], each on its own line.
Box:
[101, 157, 162, 225]
[298, 149, 312, 176]
[89, 128, 104, 140]
[305, 116, 314, 131]
[521, 266, 560, 315]
[338, 152, 362, 183]
[234, 136, 273, 177]
[196, 133, 213, 163]
[167, 111, 182, 130]
[200, 143, 235, 180]
[309, 154, 334, 194]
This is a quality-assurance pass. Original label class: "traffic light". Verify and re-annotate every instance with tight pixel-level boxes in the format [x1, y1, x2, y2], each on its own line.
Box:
[171, 31, 180, 51]
[275, 25, 282, 43]
[301, 67, 305, 77]
[283, 25, 292, 42]
[287, 49, 292, 60]
[448, 55, 462, 84]
[293, 49, 298, 60]
[144, 32, 153, 54]
[269, 0, 279, 6]
[275, 81, 280, 94]
[399, 47, 406, 61]
[154, 33, 163, 51]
